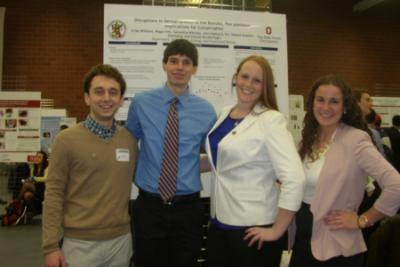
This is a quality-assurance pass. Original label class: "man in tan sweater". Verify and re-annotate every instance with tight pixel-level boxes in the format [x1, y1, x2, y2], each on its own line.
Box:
[42, 64, 138, 267]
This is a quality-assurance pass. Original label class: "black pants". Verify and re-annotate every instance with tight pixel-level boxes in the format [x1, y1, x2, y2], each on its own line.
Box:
[205, 223, 285, 267]
[132, 192, 204, 267]
[289, 202, 364, 267]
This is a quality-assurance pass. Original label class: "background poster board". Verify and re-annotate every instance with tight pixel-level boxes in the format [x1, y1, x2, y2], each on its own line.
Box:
[0, 91, 40, 162]
[288, 95, 304, 144]
[372, 97, 400, 128]
[104, 4, 289, 118]
[40, 109, 67, 155]
[104, 5, 289, 197]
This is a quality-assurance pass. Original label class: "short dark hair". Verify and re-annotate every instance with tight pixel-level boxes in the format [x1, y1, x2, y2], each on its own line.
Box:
[353, 89, 369, 102]
[163, 39, 198, 66]
[83, 64, 126, 95]
[393, 115, 400, 127]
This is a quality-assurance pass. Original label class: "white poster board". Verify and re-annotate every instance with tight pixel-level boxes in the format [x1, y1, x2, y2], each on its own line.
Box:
[372, 97, 400, 127]
[40, 109, 67, 155]
[288, 95, 305, 144]
[0, 92, 41, 162]
[104, 4, 289, 117]
[104, 5, 289, 198]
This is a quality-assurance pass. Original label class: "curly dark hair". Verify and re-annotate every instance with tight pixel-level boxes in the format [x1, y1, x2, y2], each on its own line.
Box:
[299, 75, 368, 160]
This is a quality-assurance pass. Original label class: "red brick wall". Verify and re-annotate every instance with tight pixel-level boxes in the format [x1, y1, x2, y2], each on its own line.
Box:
[273, 0, 400, 96]
[0, 0, 399, 120]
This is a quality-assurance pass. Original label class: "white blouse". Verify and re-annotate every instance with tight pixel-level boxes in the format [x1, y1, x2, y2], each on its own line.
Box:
[302, 151, 328, 204]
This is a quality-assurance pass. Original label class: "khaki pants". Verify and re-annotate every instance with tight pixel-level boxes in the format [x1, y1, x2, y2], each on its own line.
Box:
[62, 232, 132, 267]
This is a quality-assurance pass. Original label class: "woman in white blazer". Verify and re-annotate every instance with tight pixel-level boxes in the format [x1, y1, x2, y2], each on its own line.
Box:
[204, 55, 305, 267]
[289, 75, 400, 267]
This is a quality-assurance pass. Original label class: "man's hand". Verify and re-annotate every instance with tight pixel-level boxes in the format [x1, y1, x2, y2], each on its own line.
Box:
[44, 250, 67, 267]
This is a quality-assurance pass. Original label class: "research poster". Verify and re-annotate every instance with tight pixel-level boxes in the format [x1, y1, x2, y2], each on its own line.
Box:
[104, 4, 289, 119]
[40, 109, 67, 155]
[373, 97, 400, 127]
[104, 5, 289, 197]
[288, 95, 305, 144]
[0, 92, 41, 162]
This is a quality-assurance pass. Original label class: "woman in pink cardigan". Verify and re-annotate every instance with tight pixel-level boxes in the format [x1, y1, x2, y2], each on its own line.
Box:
[287, 75, 400, 266]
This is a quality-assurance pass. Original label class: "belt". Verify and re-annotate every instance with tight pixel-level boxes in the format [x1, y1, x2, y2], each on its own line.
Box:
[138, 189, 200, 205]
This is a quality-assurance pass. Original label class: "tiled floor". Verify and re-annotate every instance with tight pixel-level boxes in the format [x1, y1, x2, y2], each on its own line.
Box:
[0, 218, 43, 267]
[0, 220, 292, 267]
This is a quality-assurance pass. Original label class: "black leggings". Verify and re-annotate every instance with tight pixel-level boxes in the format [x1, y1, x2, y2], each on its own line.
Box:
[205, 222, 285, 267]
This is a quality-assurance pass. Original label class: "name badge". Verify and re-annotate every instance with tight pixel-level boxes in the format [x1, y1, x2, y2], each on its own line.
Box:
[116, 148, 130, 162]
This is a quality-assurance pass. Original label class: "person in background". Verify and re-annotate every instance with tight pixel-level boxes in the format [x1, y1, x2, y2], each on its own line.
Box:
[125, 39, 216, 267]
[203, 55, 305, 267]
[42, 64, 138, 267]
[365, 109, 385, 156]
[2, 151, 49, 226]
[354, 92, 387, 264]
[354, 90, 385, 155]
[40, 132, 52, 155]
[18, 151, 48, 217]
[289, 75, 400, 267]
[353, 89, 373, 117]
[386, 115, 400, 171]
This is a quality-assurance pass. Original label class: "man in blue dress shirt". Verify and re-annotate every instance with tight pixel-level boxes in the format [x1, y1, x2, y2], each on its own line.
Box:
[126, 39, 216, 267]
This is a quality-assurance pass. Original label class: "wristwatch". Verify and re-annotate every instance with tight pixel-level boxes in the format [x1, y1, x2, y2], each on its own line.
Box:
[357, 215, 370, 229]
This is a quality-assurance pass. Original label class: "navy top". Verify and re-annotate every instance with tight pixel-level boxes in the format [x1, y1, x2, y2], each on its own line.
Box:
[125, 84, 216, 195]
[209, 115, 243, 167]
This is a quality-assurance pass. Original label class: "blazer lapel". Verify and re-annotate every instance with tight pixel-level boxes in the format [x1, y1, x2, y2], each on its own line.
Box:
[218, 103, 268, 146]
[206, 103, 269, 170]
[311, 123, 347, 221]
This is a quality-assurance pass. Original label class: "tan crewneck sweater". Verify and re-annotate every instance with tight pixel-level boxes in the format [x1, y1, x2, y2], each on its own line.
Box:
[42, 124, 137, 255]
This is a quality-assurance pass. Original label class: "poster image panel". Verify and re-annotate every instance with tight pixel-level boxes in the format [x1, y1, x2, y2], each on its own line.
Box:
[0, 92, 41, 162]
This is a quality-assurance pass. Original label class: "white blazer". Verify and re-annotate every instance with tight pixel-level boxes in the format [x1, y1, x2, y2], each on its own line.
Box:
[205, 104, 305, 226]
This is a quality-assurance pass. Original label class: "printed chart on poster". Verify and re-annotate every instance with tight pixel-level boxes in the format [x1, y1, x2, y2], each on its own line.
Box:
[104, 4, 289, 120]
[0, 92, 41, 162]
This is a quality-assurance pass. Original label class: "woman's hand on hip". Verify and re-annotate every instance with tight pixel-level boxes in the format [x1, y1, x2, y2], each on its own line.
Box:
[243, 227, 280, 250]
[324, 210, 358, 230]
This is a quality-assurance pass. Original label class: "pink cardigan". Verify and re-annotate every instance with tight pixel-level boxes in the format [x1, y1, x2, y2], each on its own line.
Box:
[309, 124, 400, 260]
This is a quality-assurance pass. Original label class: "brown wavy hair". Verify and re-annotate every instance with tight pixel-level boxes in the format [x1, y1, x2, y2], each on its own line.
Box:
[233, 55, 278, 111]
[83, 64, 126, 96]
[299, 75, 368, 160]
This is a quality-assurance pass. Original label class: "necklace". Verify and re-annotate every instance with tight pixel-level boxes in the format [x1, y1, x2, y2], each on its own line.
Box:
[309, 140, 331, 162]
[309, 127, 338, 162]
